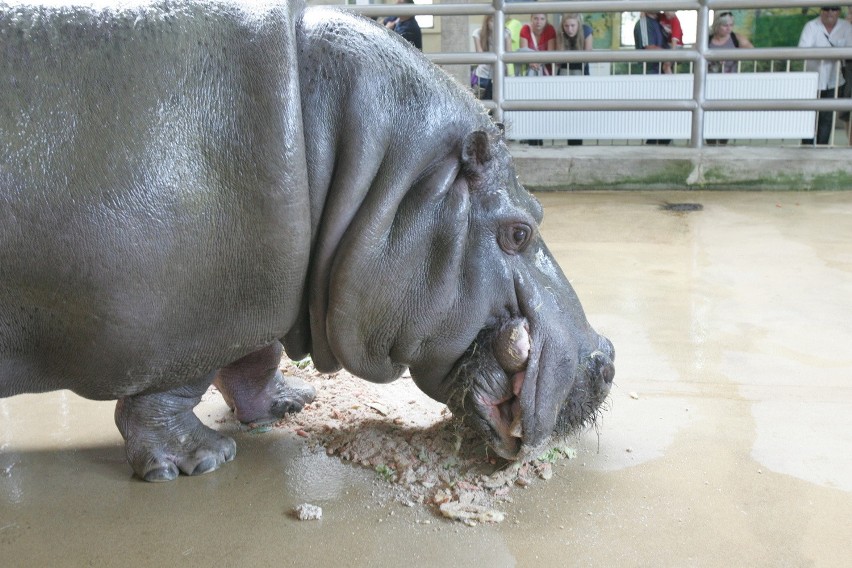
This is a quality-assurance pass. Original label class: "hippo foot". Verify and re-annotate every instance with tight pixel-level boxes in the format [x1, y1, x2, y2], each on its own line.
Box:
[217, 371, 316, 424]
[115, 378, 236, 482]
[214, 342, 316, 424]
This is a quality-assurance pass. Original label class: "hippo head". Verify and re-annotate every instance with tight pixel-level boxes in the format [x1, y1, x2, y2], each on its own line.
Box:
[287, 123, 614, 460]
[429, 130, 616, 458]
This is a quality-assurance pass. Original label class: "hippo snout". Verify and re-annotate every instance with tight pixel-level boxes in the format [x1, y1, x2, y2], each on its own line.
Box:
[599, 335, 615, 365]
[546, 333, 615, 441]
[443, 318, 616, 461]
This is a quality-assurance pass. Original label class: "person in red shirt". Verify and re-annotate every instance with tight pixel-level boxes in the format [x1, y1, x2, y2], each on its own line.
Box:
[519, 13, 556, 76]
[658, 11, 683, 74]
[658, 11, 683, 48]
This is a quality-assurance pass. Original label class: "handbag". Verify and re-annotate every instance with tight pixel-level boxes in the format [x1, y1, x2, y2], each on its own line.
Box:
[470, 68, 485, 99]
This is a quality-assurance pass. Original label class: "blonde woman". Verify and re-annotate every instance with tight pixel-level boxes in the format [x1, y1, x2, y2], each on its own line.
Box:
[472, 14, 512, 100]
[556, 13, 590, 76]
[708, 11, 753, 74]
[555, 13, 591, 145]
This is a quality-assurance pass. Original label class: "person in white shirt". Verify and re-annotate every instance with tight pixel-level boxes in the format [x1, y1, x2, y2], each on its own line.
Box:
[472, 14, 512, 101]
[798, 6, 852, 144]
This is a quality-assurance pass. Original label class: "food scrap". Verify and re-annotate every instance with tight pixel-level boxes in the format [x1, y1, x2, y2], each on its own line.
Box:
[252, 358, 580, 525]
[293, 503, 323, 521]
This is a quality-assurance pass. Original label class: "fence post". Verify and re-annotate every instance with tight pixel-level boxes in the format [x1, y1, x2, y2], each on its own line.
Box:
[493, 0, 505, 123]
[692, 3, 710, 149]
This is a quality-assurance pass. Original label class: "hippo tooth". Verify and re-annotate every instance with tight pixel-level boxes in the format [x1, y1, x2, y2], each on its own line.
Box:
[509, 414, 523, 438]
[512, 371, 525, 397]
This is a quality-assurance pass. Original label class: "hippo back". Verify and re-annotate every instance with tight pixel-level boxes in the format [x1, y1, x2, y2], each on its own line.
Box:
[0, 1, 310, 398]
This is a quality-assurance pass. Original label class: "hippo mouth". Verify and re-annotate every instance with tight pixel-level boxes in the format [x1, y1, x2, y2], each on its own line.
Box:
[480, 371, 526, 458]
[445, 317, 615, 460]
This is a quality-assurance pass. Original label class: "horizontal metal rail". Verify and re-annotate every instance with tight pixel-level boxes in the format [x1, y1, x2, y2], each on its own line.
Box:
[339, 3, 494, 18]
[501, 100, 699, 111]
[500, 1, 700, 14]
[434, 47, 852, 66]
[345, 0, 846, 17]
[500, 99, 852, 112]
[432, 47, 852, 65]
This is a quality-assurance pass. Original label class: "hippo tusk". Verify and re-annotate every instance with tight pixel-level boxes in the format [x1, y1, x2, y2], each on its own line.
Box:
[494, 318, 530, 375]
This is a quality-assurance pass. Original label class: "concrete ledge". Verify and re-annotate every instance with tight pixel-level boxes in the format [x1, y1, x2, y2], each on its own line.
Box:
[511, 144, 852, 191]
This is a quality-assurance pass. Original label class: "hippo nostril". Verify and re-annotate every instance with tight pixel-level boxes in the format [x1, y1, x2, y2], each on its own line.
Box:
[600, 360, 615, 384]
[589, 350, 615, 385]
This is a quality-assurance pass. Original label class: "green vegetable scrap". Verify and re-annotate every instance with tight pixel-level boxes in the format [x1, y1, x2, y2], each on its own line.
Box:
[375, 464, 395, 481]
[537, 444, 578, 464]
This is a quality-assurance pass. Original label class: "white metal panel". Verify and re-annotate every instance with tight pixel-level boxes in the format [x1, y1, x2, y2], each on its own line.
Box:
[504, 75, 692, 100]
[503, 73, 819, 140]
[504, 111, 693, 139]
[704, 73, 818, 138]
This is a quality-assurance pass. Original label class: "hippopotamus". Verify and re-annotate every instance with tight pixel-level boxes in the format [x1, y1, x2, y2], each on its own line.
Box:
[0, 1, 615, 481]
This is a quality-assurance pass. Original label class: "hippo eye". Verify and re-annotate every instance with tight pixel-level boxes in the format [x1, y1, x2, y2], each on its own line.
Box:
[499, 223, 532, 253]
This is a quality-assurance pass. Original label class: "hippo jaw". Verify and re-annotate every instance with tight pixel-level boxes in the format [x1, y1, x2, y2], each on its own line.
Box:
[445, 317, 615, 460]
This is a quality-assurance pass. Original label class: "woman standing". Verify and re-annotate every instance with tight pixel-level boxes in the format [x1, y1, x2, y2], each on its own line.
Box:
[707, 12, 753, 144]
[519, 13, 556, 76]
[555, 13, 590, 146]
[519, 13, 556, 146]
[472, 14, 512, 100]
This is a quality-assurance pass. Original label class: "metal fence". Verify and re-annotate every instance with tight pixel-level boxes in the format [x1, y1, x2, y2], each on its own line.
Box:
[341, 1, 852, 149]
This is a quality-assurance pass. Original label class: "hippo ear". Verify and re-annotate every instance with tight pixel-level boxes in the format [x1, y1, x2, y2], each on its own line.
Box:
[461, 130, 493, 178]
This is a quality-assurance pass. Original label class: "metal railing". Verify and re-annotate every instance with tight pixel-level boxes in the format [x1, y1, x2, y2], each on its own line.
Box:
[342, 1, 852, 148]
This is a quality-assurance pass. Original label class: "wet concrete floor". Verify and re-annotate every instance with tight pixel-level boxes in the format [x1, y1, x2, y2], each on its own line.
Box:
[2, 191, 851, 567]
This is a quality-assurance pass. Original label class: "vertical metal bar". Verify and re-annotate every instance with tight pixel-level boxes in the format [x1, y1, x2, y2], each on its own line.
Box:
[493, 0, 504, 123]
[829, 62, 841, 146]
[691, 2, 710, 149]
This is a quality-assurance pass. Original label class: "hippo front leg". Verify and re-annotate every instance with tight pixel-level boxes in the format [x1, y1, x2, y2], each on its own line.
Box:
[115, 373, 236, 482]
[213, 342, 316, 424]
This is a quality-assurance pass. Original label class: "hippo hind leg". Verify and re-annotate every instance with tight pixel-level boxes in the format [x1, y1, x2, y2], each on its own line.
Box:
[213, 341, 316, 424]
[115, 372, 236, 482]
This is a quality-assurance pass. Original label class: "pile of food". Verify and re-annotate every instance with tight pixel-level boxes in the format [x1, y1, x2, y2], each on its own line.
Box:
[264, 358, 579, 525]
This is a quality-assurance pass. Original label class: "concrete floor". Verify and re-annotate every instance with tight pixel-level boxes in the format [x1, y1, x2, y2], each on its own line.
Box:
[2, 190, 851, 567]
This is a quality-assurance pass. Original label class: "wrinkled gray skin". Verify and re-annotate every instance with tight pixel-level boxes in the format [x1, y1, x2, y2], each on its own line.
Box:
[0, 1, 614, 481]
